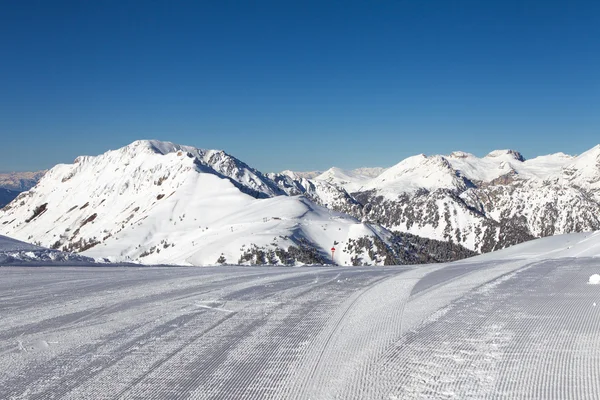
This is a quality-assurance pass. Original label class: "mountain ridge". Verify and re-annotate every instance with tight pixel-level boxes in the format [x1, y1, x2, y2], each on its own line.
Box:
[300, 144, 600, 253]
[2, 139, 599, 264]
[0, 140, 474, 266]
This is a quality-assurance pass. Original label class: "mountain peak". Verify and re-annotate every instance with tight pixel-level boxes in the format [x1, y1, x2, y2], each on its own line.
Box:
[485, 149, 525, 162]
[279, 170, 322, 180]
[448, 151, 475, 159]
[124, 139, 201, 156]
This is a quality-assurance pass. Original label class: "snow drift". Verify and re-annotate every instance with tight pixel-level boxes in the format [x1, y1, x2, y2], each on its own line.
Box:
[0, 234, 97, 265]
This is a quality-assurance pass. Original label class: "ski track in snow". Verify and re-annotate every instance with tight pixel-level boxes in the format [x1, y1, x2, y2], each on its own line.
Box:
[1, 258, 600, 399]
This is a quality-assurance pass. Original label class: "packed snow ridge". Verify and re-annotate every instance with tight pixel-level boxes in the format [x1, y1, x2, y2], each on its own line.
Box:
[1, 139, 600, 265]
[0, 234, 98, 265]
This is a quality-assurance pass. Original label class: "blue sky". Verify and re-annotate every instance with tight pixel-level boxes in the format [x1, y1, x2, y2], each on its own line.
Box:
[1, 0, 598, 172]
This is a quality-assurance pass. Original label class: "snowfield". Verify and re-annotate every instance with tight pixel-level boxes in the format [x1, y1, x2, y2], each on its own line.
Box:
[2, 232, 600, 399]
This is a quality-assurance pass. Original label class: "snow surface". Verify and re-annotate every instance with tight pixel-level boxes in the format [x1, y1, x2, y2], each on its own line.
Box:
[0, 234, 42, 251]
[447, 149, 573, 182]
[314, 166, 386, 193]
[2, 231, 600, 398]
[474, 230, 600, 260]
[363, 154, 464, 196]
[0, 235, 98, 265]
[279, 169, 322, 180]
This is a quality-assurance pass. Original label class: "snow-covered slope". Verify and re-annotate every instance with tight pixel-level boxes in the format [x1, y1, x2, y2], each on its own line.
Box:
[3, 228, 600, 398]
[362, 155, 468, 195]
[0, 234, 45, 252]
[314, 167, 386, 193]
[0, 234, 96, 265]
[3, 140, 451, 266]
[446, 149, 570, 182]
[351, 167, 387, 178]
[279, 170, 322, 180]
[475, 229, 600, 260]
[81, 192, 399, 267]
[267, 172, 362, 216]
[560, 144, 600, 191]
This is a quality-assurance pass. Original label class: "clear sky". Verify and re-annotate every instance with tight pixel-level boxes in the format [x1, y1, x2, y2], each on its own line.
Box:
[1, 0, 598, 173]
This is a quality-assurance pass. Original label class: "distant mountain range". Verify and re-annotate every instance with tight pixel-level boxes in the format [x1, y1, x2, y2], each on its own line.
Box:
[1, 139, 599, 265]
[0, 170, 46, 191]
[0, 171, 46, 207]
[0, 188, 21, 209]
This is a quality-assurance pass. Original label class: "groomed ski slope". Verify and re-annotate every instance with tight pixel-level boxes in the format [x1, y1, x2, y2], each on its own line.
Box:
[2, 231, 600, 399]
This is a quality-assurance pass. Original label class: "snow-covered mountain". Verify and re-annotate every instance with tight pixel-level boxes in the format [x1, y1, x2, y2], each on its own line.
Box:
[3, 139, 599, 263]
[277, 167, 386, 193]
[0, 140, 472, 266]
[311, 167, 385, 193]
[278, 170, 322, 180]
[270, 145, 600, 253]
[0, 170, 46, 192]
